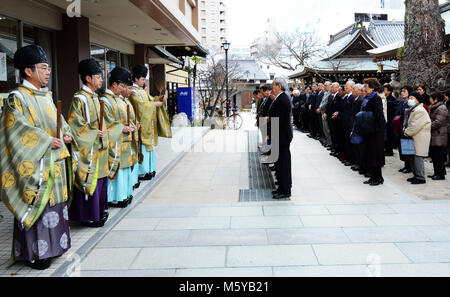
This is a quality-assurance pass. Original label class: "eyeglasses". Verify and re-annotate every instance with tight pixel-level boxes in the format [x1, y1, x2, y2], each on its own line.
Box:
[36, 66, 52, 73]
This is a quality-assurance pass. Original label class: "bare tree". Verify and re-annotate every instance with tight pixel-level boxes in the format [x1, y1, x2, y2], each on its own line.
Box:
[255, 29, 323, 71]
[400, 0, 446, 90]
[197, 53, 243, 121]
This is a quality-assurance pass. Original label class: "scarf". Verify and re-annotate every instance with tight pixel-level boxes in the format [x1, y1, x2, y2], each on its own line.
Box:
[361, 91, 378, 110]
[403, 103, 421, 128]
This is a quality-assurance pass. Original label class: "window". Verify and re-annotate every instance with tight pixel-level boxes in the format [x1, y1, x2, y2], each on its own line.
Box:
[0, 16, 19, 94]
[0, 16, 56, 98]
[90, 44, 120, 88]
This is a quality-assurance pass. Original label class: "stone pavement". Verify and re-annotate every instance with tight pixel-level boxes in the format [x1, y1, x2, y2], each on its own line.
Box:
[72, 113, 450, 277]
[1, 113, 450, 277]
[0, 127, 209, 277]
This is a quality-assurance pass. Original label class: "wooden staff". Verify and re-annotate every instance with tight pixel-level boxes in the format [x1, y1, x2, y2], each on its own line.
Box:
[136, 105, 144, 164]
[127, 105, 130, 127]
[56, 100, 62, 139]
[99, 101, 105, 132]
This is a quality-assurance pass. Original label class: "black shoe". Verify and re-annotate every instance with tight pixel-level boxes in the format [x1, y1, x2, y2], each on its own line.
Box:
[351, 166, 360, 171]
[139, 173, 152, 181]
[359, 170, 367, 175]
[273, 193, 291, 200]
[128, 196, 134, 205]
[428, 174, 436, 179]
[370, 179, 384, 186]
[101, 212, 109, 221]
[364, 173, 372, 178]
[81, 220, 106, 228]
[401, 168, 413, 174]
[152, 172, 156, 178]
[364, 178, 375, 185]
[432, 175, 446, 181]
[407, 177, 416, 182]
[398, 168, 407, 173]
[411, 179, 426, 185]
[344, 162, 354, 167]
[108, 201, 128, 208]
[133, 182, 141, 190]
[26, 259, 52, 270]
[307, 134, 314, 138]
[272, 190, 279, 195]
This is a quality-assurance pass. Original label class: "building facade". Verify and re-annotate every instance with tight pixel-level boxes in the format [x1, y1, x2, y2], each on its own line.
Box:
[199, 0, 228, 50]
[0, 0, 206, 117]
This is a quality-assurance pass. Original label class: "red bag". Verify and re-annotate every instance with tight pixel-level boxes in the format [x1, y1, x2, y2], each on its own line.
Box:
[392, 115, 403, 135]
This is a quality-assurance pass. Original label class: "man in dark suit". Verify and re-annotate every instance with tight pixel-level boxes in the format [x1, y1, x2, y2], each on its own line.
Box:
[306, 84, 318, 138]
[342, 81, 356, 166]
[327, 82, 343, 158]
[267, 77, 293, 199]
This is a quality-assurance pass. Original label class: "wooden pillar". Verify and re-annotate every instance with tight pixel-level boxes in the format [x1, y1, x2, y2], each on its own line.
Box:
[56, 14, 90, 116]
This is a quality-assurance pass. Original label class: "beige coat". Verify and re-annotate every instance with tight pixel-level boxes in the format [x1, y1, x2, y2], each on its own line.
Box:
[404, 104, 431, 157]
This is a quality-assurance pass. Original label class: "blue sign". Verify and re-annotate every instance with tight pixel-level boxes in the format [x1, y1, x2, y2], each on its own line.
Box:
[177, 87, 196, 122]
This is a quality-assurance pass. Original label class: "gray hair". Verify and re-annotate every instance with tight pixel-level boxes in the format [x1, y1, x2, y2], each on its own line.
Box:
[273, 77, 289, 92]
[353, 83, 363, 91]
[346, 80, 356, 88]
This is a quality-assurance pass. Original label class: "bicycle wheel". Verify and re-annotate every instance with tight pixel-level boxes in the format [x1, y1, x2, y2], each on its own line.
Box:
[227, 114, 243, 130]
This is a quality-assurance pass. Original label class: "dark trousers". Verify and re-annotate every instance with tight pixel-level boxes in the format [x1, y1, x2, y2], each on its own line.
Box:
[430, 146, 447, 176]
[309, 110, 318, 136]
[275, 146, 292, 195]
[352, 143, 363, 167]
[342, 117, 353, 162]
[328, 118, 337, 149]
[385, 126, 395, 155]
[447, 133, 450, 163]
[316, 113, 324, 138]
[331, 119, 344, 154]
[293, 108, 301, 129]
[371, 166, 383, 181]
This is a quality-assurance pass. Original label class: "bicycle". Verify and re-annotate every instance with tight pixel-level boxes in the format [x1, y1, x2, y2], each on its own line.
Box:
[226, 108, 243, 130]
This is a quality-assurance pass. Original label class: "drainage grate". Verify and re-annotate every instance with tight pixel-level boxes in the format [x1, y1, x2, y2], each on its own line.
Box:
[239, 131, 290, 202]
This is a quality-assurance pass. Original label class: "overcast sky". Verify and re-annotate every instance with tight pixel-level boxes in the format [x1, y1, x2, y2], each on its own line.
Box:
[226, 0, 448, 48]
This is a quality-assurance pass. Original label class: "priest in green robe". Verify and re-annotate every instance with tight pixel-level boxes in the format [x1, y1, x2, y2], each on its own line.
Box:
[129, 65, 171, 182]
[67, 59, 109, 228]
[100, 67, 135, 208]
[0, 45, 73, 270]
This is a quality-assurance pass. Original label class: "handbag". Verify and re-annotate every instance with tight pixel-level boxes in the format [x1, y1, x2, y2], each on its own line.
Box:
[350, 133, 364, 145]
[400, 138, 416, 155]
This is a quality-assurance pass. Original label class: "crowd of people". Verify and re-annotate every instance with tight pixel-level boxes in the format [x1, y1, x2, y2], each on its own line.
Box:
[0, 45, 171, 270]
[289, 78, 450, 185]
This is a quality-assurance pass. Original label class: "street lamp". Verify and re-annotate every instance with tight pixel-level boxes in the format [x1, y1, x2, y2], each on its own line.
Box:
[222, 41, 231, 117]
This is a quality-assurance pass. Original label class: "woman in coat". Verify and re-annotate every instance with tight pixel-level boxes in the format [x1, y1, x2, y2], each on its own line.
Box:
[362, 78, 386, 186]
[428, 92, 449, 180]
[403, 92, 431, 184]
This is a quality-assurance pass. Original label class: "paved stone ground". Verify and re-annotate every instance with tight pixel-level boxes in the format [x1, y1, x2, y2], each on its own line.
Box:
[73, 113, 450, 277]
[0, 127, 209, 277]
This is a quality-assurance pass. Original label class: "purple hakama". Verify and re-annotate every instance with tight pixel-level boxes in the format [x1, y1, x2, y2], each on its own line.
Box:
[13, 202, 71, 262]
[68, 177, 108, 223]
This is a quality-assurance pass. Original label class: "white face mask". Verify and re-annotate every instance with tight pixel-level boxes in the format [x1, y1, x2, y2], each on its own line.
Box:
[408, 99, 416, 107]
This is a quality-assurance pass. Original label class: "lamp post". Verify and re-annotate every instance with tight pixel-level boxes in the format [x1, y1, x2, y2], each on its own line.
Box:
[222, 41, 231, 117]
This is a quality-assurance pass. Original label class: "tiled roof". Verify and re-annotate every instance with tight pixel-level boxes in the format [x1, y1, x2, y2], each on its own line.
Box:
[289, 59, 398, 78]
[368, 20, 405, 47]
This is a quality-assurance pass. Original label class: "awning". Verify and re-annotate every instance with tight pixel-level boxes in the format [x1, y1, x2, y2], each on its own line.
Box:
[166, 45, 209, 58]
[148, 46, 183, 65]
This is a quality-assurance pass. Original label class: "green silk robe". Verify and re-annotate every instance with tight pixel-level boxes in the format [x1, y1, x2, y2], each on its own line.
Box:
[0, 85, 73, 229]
[99, 90, 122, 179]
[67, 87, 109, 196]
[118, 96, 139, 169]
